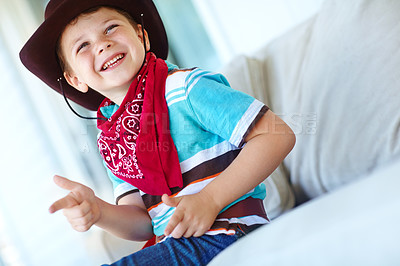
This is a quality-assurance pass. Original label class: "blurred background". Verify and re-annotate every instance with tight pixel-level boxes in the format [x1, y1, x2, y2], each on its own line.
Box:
[0, 0, 323, 265]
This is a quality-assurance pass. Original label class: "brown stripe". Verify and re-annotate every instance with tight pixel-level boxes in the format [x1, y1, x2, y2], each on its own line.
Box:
[217, 197, 268, 220]
[208, 197, 268, 234]
[116, 189, 140, 205]
[210, 220, 231, 230]
[167, 67, 196, 76]
[178, 149, 240, 185]
[146, 172, 221, 212]
[141, 149, 241, 209]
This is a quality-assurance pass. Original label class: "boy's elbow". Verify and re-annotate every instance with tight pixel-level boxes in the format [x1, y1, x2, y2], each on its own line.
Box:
[288, 131, 296, 153]
[282, 124, 296, 156]
[286, 126, 296, 154]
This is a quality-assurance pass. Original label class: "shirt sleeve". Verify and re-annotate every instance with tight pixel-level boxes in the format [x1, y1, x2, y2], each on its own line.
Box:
[104, 164, 139, 204]
[185, 68, 269, 147]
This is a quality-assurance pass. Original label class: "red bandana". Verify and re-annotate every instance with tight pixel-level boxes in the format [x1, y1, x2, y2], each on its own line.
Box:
[97, 53, 182, 196]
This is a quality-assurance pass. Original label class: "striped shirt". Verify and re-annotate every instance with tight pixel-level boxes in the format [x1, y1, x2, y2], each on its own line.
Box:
[100, 61, 270, 237]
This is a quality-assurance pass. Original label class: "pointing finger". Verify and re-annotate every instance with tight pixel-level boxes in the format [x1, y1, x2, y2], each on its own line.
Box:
[53, 175, 85, 192]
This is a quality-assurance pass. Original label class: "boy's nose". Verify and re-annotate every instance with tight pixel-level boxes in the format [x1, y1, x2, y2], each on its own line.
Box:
[98, 43, 112, 54]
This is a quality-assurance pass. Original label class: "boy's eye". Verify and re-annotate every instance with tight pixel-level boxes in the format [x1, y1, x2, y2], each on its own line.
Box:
[105, 24, 118, 34]
[77, 42, 89, 53]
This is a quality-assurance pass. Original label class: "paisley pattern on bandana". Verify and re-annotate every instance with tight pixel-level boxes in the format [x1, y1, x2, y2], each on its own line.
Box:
[97, 91, 144, 180]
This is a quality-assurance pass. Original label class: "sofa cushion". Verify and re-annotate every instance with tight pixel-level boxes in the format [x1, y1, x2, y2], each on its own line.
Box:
[209, 157, 400, 265]
[256, 0, 400, 202]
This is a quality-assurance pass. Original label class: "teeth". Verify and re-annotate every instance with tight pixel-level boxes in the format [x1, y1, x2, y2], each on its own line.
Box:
[102, 54, 124, 70]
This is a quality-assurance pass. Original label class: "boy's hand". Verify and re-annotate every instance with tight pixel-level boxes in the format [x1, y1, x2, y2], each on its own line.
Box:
[49, 175, 101, 232]
[162, 191, 221, 238]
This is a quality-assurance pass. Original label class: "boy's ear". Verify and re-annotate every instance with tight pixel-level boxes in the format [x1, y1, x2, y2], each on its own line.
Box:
[63, 71, 89, 93]
[137, 25, 151, 52]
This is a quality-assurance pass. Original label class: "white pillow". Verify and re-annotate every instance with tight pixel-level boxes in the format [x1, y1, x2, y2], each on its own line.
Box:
[256, 0, 400, 202]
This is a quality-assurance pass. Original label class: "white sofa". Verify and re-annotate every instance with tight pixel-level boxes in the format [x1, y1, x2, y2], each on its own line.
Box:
[96, 0, 400, 264]
[210, 0, 400, 265]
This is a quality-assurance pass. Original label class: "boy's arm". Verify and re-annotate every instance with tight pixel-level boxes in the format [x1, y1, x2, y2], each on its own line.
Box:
[163, 109, 295, 238]
[49, 175, 153, 241]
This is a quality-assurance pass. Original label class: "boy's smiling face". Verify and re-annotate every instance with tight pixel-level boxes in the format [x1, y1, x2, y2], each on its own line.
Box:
[60, 7, 149, 105]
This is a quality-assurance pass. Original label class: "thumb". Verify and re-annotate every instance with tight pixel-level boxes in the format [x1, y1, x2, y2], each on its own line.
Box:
[162, 194, 181, 207]
[48, 193, 79, 214]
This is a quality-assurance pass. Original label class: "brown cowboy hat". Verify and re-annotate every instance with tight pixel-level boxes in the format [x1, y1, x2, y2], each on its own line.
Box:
[19, 0, 168, 111]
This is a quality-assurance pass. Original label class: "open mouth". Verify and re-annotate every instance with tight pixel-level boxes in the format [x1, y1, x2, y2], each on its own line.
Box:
[102, 54, 125, 71]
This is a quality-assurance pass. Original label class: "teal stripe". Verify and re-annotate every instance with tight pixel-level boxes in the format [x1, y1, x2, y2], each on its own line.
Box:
[165, 87, 185, 99]
[151, 184, 266, 236]
[154, 222, 168, 236]
[152, 207, 175, 236]
[166, 93, 186, 105]
[152, 207, 175, 224]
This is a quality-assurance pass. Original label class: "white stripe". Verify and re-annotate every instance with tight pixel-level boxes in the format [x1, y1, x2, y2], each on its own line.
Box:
[150, 184, 257, 218]
[184, 68, 204, 87]
[229, 100, 265, 146]
[148, 177, 216, 218]
[163, 229, 235, 240]
[114, 182, 137, 199]
[167, 95, 187, 106]
[166, 70, 213, 105]
[153, 215, 171, 229]
[149, 203, 173, 220]
[150, 180, 258, 226]
[180, 141, 239, 173]
[153, 208, 175, 229]
[205, 229, 236, 236]
[215, 215, 269, 226]
[187, 71, 216, 95]
[175, 177, 214, 197]
[165, 89, 185, 102]
[166, 69, 221, 106]
[165, 71, 189, 95]
[185, 68, 219, 86]
[152, 205, 175, 222]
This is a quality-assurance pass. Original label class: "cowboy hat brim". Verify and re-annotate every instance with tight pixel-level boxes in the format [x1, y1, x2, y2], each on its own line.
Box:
[20, 0, 168, 111]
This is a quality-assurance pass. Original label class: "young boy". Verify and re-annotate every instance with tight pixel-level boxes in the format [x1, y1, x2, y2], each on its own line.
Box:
[20, 0, 295, 265]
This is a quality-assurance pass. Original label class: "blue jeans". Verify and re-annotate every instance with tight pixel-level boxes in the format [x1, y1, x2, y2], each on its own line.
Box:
[103, 233, 239, 266]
